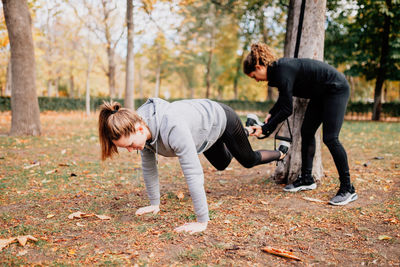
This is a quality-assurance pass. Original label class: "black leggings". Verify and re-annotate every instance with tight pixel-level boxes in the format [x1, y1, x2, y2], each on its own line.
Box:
[203, 103, 280, 170]
[301, 84, 351, 185]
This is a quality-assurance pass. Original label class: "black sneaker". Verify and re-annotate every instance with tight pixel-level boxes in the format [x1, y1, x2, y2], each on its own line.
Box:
[329, 184, 358, 206]
[283, 174, 316, 192]
[245, 114, 264, 127]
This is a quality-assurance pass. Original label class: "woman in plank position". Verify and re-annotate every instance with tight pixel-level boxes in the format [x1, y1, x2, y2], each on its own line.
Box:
[98, 99, 288, 233]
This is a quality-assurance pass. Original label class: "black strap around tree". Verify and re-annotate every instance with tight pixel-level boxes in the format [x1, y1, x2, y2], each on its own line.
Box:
[274, 0, 306, 147]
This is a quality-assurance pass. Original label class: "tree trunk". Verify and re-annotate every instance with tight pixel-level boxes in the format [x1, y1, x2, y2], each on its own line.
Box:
[55, 77, 59, 97]
[138, 63, 144, 99]
[69, 72, 75, 98]
[233, 41, 249, 100]
[85, 63, 92, 116]
[107, 47, 116, 99]
[372, 0, 391, 121]
[205, 41, 213, 99]
[273, 0, 325, 183]
[5, 59, 11, 96]
[3, 0, 41, 136]
[125, 0, 135, 109]
[154, 43, 161, 97]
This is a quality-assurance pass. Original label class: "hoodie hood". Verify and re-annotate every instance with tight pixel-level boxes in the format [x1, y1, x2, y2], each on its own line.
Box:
[137, 98, 170, 146]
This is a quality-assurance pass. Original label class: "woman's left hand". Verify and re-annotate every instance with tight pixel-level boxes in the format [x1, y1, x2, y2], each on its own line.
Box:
[174, 221, 208, 234]
[249, 125, 263, 137]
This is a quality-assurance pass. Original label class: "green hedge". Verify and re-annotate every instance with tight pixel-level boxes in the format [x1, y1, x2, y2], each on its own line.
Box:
[0, 96, 399, 117]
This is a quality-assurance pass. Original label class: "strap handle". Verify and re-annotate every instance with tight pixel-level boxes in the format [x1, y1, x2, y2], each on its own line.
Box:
[274, 119, 293, 150]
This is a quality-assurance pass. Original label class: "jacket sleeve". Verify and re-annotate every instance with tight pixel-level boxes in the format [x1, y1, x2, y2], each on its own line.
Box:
[262, 78, 293, 136]
[166, 125, 209, 223]
[140, 148, 160, 206]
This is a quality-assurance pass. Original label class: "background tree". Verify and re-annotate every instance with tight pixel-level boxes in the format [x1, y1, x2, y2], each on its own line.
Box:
[125, 0, 135, 109]
[273, 0, 326, 183]
[2, 0, 41, 135]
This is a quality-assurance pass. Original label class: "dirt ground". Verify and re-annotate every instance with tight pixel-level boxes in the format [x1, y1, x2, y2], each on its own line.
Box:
[0, 111, 399, 266]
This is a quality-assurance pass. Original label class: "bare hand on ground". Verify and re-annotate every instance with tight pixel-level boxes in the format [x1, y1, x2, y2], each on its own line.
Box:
[135, 205, 160, 215]
[174, 222, 208, 234]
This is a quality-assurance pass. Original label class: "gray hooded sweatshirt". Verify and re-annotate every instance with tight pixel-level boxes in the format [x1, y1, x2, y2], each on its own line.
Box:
[136, 98, 227, 222]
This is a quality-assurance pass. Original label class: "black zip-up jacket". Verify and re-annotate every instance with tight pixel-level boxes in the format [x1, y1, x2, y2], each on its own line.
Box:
[262, 58, 348, 136]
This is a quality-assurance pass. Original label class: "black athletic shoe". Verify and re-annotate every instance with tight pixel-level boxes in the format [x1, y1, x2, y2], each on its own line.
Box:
[245, 114, 264, 127]
[329, 184, 358, 206]
[283, 174, 316, 192]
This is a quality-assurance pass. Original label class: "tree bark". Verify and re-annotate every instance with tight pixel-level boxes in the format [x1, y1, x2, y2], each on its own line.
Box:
[372, 0, 391, 121]
[154, 42, 161, 97]
[5, 59, 11, 96]
[3, 0, 41, 136]
[69, 72, 75, 98]
[124, 0, 135, 109]
[273, 0, 325, 183]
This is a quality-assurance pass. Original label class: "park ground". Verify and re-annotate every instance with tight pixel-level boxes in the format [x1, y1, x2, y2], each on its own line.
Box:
[0, 111, 399, 266]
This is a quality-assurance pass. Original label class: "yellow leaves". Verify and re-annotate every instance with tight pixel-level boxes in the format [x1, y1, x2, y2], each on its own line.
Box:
[378, 235, 392, 240]
[0, 235, 38, 251]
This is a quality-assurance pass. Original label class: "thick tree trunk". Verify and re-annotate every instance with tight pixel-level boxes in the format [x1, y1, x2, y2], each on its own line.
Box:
[372, 0, 391, 121]
[273, 0, 325, 183]
[3, 0, 41, 136]
[124, 0, 135, 109]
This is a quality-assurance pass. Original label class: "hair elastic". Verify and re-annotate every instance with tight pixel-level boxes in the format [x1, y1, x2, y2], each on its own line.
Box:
[111, 110, 118, 114]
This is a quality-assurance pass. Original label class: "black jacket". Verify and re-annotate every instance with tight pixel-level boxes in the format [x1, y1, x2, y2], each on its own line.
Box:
[262, 58, 348, 136]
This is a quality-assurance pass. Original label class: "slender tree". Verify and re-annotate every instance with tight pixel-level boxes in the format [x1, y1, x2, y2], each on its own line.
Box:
[125, 0, 135, 109]
[273, 0, 326, 183]
[2, 0, 41, 136]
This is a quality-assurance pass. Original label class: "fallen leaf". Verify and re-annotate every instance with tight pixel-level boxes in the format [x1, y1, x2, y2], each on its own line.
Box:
[58, 163, 70, 167]
[176, 191, 184, 200]
[24, 162, 40, 169]
[68, 249, 76, 255]
[378, 235, 392, 240]
[68, 211, 86, 219]
[261, 246, 301, 261]
[0, 238, 16, 251]
[61, 149, 66, 155]
[95, 214, 111, 220]
[16, 235, 38, 246]
[47, 214, 55, 219]
[76, 222, 86, 227]
[45, 169, 57, 175]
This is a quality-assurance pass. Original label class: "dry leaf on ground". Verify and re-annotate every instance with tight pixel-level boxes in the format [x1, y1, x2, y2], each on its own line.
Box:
[261, 246, 301, 261]
[0, 238, 16, 251]
[16, 235, 38, 246]
[176, 191, 184, 200]
[0, 235, 38, 251]
[95, 214, 111, 220]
